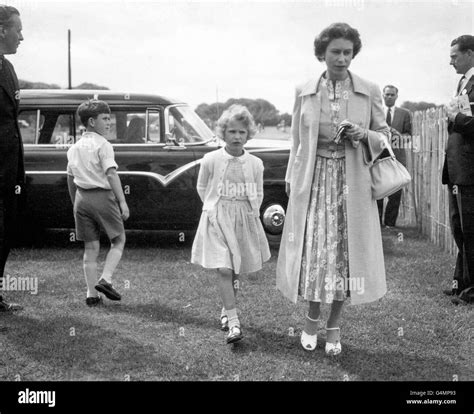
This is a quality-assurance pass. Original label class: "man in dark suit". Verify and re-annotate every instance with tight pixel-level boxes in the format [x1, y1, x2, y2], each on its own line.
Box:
[0, 5, 24, 312]
[442, 34, 474, 305]
[377, 85, 412, 228]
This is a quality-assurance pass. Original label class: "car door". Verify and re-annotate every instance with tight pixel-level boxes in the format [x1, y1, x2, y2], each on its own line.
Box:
[108, 107, 201, 231]
[21, 108, 77, 232]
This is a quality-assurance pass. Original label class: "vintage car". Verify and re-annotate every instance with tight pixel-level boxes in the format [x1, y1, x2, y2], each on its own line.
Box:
[18, 90, 289, 244]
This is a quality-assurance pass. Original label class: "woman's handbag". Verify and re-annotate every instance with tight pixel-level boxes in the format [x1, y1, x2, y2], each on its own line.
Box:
[370, 144, 411, 200]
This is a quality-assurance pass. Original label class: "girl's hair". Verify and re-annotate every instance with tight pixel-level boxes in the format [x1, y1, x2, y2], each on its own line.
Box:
[77, 99, 111, 126]
[314, 22, 362, 62]
[216, 104, 257, 140]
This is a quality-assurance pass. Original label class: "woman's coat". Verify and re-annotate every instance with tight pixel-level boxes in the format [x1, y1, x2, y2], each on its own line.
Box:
[276, 71, 390, 305]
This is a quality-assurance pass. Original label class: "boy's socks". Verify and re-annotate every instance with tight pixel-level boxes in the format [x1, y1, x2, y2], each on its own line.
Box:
[100, 246, 123, 284]
[226, 308, 240, 329]
[220, 307, 227, 319]
[83, 260, 99, 298]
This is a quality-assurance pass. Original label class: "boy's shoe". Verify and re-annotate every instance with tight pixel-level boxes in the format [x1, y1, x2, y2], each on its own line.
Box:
[226, 325, 243, 344]
[95, 279, 121, 301]
[0, 296, 23, 312]
[86, 296, 103, 307]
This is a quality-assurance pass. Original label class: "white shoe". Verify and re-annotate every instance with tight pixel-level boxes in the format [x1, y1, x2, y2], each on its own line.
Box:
[300, 316, 319, 351]
[301, 330, 317, 351]
[325, 327, 342, 356]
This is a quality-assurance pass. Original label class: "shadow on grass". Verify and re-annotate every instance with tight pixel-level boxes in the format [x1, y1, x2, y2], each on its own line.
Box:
[335, 342, 461, 381]
[101, 300, 462, 381]
[0, 313, 208, 380]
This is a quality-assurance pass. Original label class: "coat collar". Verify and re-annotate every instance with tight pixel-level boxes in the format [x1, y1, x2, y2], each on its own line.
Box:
[299, 70, 370, 97]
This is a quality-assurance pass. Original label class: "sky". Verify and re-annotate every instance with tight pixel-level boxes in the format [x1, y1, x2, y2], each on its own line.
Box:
[5, 0, 474, 114]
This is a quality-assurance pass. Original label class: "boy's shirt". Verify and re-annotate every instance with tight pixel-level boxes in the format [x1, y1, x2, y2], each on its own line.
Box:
[67, 131, 118, 190]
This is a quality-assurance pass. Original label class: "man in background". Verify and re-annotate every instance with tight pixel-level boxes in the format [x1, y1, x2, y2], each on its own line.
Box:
[377, 85, 412, 228]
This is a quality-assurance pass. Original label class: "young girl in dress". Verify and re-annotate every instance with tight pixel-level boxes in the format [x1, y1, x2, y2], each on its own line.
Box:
[191, 104, 271, 344]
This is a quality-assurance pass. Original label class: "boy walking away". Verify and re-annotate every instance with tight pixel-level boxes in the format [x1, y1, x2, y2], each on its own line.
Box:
[67, 99, 129, 306]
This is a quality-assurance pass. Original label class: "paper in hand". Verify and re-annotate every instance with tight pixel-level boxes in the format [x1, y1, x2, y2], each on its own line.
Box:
[450, 95, 472, 116]
[457, 94, 472, 116]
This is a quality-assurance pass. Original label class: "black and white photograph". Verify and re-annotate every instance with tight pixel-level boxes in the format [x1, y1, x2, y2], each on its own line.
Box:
[0, 0, 473, 410]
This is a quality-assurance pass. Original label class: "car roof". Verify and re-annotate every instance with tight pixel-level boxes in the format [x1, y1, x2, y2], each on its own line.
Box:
[19, 89, 184, 107]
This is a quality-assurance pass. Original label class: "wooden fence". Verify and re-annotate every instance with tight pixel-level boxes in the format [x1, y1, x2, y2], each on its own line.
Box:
[396, 107, 458, 256]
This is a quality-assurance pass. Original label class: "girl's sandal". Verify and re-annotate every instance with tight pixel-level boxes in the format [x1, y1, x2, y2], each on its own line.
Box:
[220, 315, 229, 331]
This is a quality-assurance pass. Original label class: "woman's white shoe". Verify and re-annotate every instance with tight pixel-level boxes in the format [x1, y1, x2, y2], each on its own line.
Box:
[300, 330, 318, 351]
[300, 316, 320, 351]
[325, 327, 342, 356]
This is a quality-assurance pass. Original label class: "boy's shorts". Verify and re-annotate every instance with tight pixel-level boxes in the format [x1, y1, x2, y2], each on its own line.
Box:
[74, 188, 124, 242]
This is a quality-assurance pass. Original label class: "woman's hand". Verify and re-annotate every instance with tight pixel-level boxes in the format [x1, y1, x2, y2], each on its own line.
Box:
[339, 120, 367, 147]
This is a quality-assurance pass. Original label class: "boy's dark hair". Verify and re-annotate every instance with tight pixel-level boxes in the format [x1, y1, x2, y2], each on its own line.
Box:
[77, 99, 111, 126]
[0, 5, 20, 28]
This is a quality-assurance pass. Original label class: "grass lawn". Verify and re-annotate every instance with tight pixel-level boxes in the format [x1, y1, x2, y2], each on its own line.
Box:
[0, 227, 472, 381]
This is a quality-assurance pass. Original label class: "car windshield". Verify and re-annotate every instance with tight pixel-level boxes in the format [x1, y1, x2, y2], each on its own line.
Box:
[168, 105, 215, 144]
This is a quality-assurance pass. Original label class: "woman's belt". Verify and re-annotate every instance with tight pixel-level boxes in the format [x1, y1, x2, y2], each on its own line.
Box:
[316, 142, 345, 159]
[220, 195, 248, 201]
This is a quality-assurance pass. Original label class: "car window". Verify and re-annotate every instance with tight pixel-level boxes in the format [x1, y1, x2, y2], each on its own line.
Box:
[167, 105, 214, 144]
[119, 112, 146, 143]
[148, 111, 161, 143]
[21, 108, 162, 145]
[112, 110, 161, 144]
[51, 114, 76, 145]
[19, 110, 42, 144]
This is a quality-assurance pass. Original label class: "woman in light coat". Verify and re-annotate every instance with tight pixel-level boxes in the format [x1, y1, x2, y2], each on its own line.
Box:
[276, 22, 390, 355]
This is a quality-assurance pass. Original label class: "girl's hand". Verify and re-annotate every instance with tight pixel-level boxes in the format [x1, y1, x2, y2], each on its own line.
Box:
[285, 182, 291, 197]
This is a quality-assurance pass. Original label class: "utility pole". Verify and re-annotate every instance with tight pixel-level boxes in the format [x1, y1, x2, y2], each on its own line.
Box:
[68, 29, 72, 89]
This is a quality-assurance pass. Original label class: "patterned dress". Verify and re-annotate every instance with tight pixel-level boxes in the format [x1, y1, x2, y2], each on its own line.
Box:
[298, 75, 353, 303]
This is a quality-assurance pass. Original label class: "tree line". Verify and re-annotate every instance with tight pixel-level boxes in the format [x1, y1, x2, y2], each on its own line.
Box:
[196, 98, 292, 128]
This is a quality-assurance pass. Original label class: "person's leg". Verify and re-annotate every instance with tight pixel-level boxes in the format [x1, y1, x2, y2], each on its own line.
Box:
[377, 199, 384, 226]
[217, 268, 237, 322]
[384, 189, 402, 227]
[457, 186, 474, 300]
[100, 232, 126, 284]
[326, 300, 344, 342]
[83, 240, 100, 298]
[449, 185, 464, 293]
[301, 301, 321, 351]
[325, 299, 344, 355]
[304, 300, 321, 335]
[218, 268, 242, 342]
